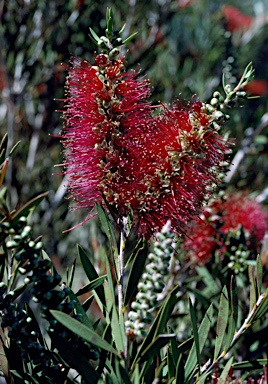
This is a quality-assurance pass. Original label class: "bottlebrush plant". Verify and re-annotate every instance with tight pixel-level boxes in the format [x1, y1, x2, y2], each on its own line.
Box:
[0, 9, 267, 384]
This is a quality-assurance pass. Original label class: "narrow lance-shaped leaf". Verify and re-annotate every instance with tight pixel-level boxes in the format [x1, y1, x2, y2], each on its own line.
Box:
[214, 286, 229, 361]
[230, 275, 238, 328]
[256, 255, 263, 296]
[9, 140, 21, 157]
[77, 244, 106, 307]
[122, 32, 138, 45]
[184, 303, 213, 381]
[248, 265, 257, 311]
[131, 285, 180, 369]
[51, 332, 100, 384]
[138, 334, 176, 364]
[219, 357, 234, 383]
[96, 203, 118, 256]
[224, 312, 235, 353]
[175, 354, 185, 384]
[50, 310, 121, 357]
[104, 280, 125, 355]
[76, 275, 107, 297]
[189, 298, 201, 376]
[89, 27, 102, 44]
[10, 192, 48, 225]
[167, 345, 176, 380]
[195, 266, 219, 296]
[124, 239, 147, 306]
[232, 359, 268, 370]
[68, 289, 94, 330]
[67, 258, 76, 289]
[153, 285, 180, 338]
[0, 132, 8, 164]
[224, 277, 238, 352]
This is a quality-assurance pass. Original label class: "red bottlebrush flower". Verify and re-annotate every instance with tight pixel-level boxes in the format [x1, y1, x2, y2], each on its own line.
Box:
[220, 194, 267, 240]
[183, 193, 268, 266]
[61, 53, 231, 239]
[61, 54, 152, 222]
[244, 79, 268, 97]
[130, 101, 231, 238]
[222, 5, 253, 32]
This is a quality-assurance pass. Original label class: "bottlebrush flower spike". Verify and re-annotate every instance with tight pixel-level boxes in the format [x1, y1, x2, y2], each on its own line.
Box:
[182, 193, 268, 269]
[61, 53, 152, 229]
[59, 13, 234, 239]
[222, 5, 253, 32]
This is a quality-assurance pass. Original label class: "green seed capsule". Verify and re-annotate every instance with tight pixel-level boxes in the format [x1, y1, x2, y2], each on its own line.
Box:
[6, 240, 19, 248]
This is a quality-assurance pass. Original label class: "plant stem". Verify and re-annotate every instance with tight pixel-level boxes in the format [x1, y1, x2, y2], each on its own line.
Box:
[199, 292, 268, 380]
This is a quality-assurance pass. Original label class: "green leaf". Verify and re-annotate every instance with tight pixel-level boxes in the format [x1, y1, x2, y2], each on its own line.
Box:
[77, 245, 106, 307]
[116, 362, 132, 384]
[41, 250, 57, 275]
[189, 299, 201, 375]
[96, 203, 118, 256]
[153, 286, 180, 338]
[122, 32, 138, 45]
[106, 8, 113, 36]
[175, 354, 185, 384]
[10, 192, 48, 227]
[104, 281, 125, 354]
[256, 255, 263, 296]
[119, 23, 126, 34]
[237, 62, 254, 88]
[177, 337, 194, 355]
[131, 286, 180, 369]
[187, 288, 211, 307]
[89, 27, 102, 44]
[219, 357, 233, 382]
[230, 275, 238, 327]
[195, 266, 220, 296]
[214, 286, 229, 360]
[224, 312, 235, 352]
[124, 240, 147, 306]
[50, 310, 121, 357]
[248, 265, 257, 311]
[8, 140, 21, 157]
[169, 329, 180, 363]
[0, 133, 8, 164]
[82, 295, 95, 312]
[167, 346, 176, 380]
[185, 304, 213, 381]
[196, 372, 210, 384]
[104, 250, 116, 304]
[222, 72, 227, 94]
[51, 333, 100, 384]
[76, 275, 107, 297]
[68, 289, 94, 329]
[232, 359, 268, 370]
[67, 258, 76, 289]
[139, 334, 175, 364]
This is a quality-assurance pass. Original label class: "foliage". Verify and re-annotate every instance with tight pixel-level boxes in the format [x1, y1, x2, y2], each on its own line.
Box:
[0, 2, 268, 383]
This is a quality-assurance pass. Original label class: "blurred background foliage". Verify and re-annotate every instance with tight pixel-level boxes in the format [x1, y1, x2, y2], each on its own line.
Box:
[0, 0, 268, 268]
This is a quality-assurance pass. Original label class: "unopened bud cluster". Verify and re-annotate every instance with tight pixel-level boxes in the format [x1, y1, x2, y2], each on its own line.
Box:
[224, 226, 251, 274]
[126, 221, 175, 337]
[205, 62, 255, 133]
[0, 215, 99, 380]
